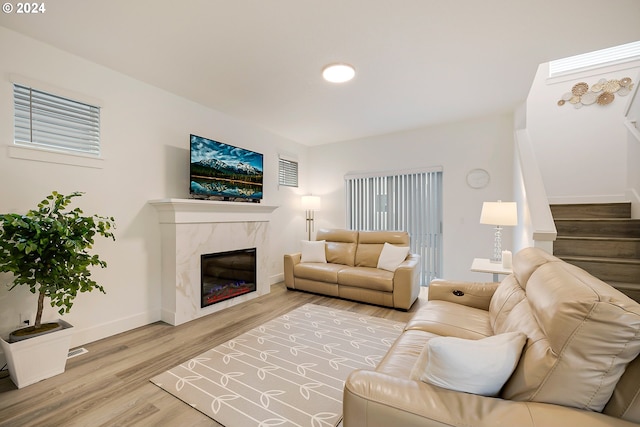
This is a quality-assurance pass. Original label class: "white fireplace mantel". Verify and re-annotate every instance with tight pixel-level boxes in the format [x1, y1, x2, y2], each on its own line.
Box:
[149, 198, 279, 224]
[149, 198, 278, 326]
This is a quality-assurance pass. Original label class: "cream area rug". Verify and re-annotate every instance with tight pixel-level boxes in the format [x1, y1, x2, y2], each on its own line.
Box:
[151, 303, 405, 427]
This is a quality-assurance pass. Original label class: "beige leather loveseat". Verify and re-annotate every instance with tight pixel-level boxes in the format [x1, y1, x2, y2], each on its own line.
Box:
[344, 247, 640, 427]
[284, 229, 420, 310]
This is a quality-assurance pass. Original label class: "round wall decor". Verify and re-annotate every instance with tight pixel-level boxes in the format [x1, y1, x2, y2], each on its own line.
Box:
[466, 168, 490, 189]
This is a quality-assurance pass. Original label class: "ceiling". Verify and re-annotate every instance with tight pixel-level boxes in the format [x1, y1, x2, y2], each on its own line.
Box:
[1, 0, 640, 146]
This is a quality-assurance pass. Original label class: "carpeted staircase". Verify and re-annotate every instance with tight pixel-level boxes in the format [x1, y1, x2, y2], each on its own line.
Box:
[551, 202, 640, 302]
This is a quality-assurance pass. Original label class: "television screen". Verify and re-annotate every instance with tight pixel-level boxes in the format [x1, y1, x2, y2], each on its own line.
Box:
[190, 134, 264, 201]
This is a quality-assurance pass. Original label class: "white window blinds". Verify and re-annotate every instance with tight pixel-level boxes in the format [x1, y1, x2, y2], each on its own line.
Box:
[14, 84, 101, 156]
[346, 168, 443, 284]
[279, 157, 298, 187]
[549, 40, 640, 77]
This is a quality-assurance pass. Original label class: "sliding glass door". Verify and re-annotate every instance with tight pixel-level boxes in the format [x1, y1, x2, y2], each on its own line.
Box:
[345, 168, 443, 285]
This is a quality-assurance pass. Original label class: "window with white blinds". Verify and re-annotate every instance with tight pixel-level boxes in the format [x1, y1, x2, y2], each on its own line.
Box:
[278, 157, 298, 187]
[345, 168, 443, 284]
[13, 84, 101, 156]
[549, 40, 640, 77]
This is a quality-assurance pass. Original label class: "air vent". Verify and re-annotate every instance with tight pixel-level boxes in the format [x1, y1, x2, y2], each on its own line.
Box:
[67, 347, 88, 359]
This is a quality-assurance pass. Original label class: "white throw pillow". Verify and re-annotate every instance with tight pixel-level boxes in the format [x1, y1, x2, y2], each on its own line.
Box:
[416, 332, 527, 396]
[300, 240, 327, 263]
[377, 242, 410, 272]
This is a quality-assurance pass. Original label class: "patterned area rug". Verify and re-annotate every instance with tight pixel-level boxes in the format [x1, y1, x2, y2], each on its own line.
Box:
[151, 303, 404, 427]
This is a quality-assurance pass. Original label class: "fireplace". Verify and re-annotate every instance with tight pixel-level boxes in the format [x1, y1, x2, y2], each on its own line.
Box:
[201, 248, 257, 308]
[149, 198, 278, 326]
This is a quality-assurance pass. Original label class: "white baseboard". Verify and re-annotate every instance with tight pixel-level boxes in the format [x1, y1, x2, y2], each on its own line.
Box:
[0, 309, 161, 368]
[69, 309, 160, 348]
[270, 273, 284, 285]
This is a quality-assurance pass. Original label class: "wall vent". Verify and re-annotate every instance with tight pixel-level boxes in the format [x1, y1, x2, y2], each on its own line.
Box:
[67, 347, 88, 359]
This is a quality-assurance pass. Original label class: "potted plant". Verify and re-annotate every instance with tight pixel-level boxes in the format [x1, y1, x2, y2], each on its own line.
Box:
[0, 191, 115, 388]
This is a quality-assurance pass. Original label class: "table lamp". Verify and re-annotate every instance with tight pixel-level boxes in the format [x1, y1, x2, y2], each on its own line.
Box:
[480, 200, 517, 263]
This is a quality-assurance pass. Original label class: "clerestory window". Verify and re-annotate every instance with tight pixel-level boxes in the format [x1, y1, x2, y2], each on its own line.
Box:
[549, 40, 640, 77]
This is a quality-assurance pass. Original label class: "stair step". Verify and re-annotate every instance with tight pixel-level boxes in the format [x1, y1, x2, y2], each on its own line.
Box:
[554, 218, 640, 238]
[550, 202, 631, 219]
[550, 203, 640, 286]
[554, 236, 640, 258]
[560, 256, 640, 283]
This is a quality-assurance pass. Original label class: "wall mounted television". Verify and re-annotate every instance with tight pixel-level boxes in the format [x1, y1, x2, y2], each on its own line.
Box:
[190, 134, 264, 202]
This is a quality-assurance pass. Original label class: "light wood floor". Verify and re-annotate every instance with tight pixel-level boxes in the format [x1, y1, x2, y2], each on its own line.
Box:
[0, 283, 428, 427]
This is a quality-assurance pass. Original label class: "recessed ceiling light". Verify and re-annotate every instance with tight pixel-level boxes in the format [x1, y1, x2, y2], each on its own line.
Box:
[322, 63, 355, 83]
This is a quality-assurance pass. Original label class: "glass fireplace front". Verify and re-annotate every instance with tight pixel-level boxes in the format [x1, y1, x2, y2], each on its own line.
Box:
[200, 248, 257, 308]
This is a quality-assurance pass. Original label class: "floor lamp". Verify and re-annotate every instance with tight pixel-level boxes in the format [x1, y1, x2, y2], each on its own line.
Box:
[480, 200, 517, 263]
[301, 195, 321, 240]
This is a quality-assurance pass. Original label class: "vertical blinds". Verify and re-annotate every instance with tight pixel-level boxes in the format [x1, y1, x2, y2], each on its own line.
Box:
[345, 168, 443, 284]
[278, 157, 299, 187]
[14, 84, 101, 156]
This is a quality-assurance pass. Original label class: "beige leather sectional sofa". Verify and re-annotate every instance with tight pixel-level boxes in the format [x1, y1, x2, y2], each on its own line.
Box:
[343, 247, 640, 427]
[284, 228, 420, 310]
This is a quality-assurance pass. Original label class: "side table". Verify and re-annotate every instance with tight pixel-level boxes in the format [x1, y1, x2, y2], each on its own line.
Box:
[471, 258, 512, 282]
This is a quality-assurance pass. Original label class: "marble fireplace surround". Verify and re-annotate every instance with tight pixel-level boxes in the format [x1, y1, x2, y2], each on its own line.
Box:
[149, 199, 279, 326]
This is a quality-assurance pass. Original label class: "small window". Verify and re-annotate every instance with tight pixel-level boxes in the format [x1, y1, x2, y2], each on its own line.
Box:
[278, 157, 298, 187]
[13, 83, 101, 156]
[549, 40, 640, 77]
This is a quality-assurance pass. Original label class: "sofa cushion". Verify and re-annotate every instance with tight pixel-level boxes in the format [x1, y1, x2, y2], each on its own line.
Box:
[293, 262, 344, 283]
[376, 329, 435, 378]
[355, 230, 409, 268]
[489, 274, 526, 333]
[377, 242, 410, 272]
[300, 240, 327, 263]
[603, 353, 640, 423]
[316, 229, 358, 266]
[501, 256, 640, 412]
[511, 246, 557, 291]
[338, 266, 394, 292]
[405, 300, 493, 340]
[414, 331, 527, 396]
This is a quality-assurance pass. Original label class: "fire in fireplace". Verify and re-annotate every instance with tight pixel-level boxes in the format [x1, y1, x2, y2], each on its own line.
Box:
[201, 248, 257, 308]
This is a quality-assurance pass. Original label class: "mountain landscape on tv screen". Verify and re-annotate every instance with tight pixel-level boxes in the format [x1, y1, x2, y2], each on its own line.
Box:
[192, 158, 262, 180]
[190, 136, 263, 200]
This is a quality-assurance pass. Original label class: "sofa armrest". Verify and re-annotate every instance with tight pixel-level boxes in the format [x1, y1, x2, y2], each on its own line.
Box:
[283, 253, 301, 288]
[427, 279, 499, 311]
[392, 253, 420, 310]
[344, 370, 637, 427]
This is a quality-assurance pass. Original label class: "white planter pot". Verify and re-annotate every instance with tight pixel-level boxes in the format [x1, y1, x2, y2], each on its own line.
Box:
[0, 319, 73, 388]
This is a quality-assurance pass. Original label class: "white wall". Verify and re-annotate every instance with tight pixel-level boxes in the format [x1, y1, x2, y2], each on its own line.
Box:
[307, 113, 516, 281]
[0, 27, 311, 353]
[626, 84, 640, 217]
[527, 61, 640, 203]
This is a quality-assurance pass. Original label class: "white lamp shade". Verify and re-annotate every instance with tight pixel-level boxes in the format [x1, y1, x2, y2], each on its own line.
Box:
[480, 201, 517, 226]
[301, 195, 321, 210]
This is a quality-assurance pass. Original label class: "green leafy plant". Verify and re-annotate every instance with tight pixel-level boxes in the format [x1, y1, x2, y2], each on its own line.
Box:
[0, 191, 115, 333]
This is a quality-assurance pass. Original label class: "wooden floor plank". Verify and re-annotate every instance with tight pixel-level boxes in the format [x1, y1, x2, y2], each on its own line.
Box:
[0, 283, 427, 427]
